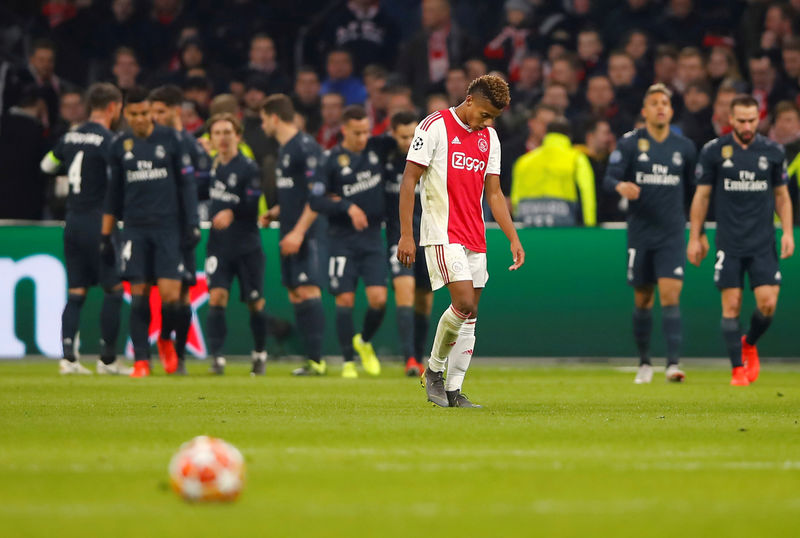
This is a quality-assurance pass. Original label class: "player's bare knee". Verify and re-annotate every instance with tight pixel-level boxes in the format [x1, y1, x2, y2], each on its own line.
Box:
[209, 289, 229, 308]
[335, 293, 355, 308]
[247, 298, 265, 312]
[757, 298, 777, 316]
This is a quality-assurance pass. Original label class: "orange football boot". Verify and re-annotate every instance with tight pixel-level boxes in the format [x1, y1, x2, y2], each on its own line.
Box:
[741, 336, 760, 383]
[130, 360, 151, 378]
[157, 338, 178, 374]
[730, 366, 749, 386]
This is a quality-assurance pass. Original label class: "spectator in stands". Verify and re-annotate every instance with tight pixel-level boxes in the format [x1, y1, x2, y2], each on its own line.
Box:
[607, 50, 642, 120]
[760, 2, 795, 54]
[711, 82, 737, 136]
[183, 76, 213, 118]
[577, 27, 604, 78]
[540, 82, 570, 116]
[317, 92, 345, 149]
[509, 54, 543, 115]
[465, 57, 488, 81]
[623, 29, 651, 82]
[749, 50, 796, 130]
[501, 103, 558, 197]
[425, 93, 449, 115]
[444, 66, 468, 106]
[782, 38, 800, 94]
[707, 46, 746, 95]
[678, 81, 715, 150]
[319, 0, 400, 71]
[674, 47, 707, 96]
[111, 47, 141, 93]
[578, 74, 632, 137]
[93, 0, 150, 69]
[50, 88, 86, 141]
[239, 34, 290, 95]
[576, 118, 623, 223]
[653, 45, 678, 89]
[603, 0, 656, 49]
[17, 39, 62, 129]
[363, 65, 389, 134]
[291, 66, 322, 135]
[242, 76, 276, 171]
[384, 85, 416, 119]
[321, 49, 367, 105]
[549, 54, 583, 112]
[0, 86, 47, 220]
[483, 0, 532, 82]
[656, 0, 705, 48]
[510, 119, 596, 227]
[143, 0, 189, 70]
[180, 98, 204, 134]
[772, 101, 800, 224]
[396, 0, 478, 104]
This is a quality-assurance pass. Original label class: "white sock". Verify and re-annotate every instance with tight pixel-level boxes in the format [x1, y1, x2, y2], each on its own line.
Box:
[428, 305, 470, 372]
[445, 318, 476, 391]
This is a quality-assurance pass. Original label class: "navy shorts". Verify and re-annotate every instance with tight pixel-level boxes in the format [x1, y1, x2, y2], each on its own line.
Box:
[205, 248, 265, 303]
[714, 248, 781, 289]
[180, 245, 197, 287]
[63, 214, 120, 290]
[387, 244, 431, 291]
[280, 236, 322, 289]
[120, 225, 182, 283]
[627, 243, 685, 287]
[327, 233, 387, 295]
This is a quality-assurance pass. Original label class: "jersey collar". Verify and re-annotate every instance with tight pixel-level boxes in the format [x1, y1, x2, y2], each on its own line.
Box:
[449, 107, 472, 133]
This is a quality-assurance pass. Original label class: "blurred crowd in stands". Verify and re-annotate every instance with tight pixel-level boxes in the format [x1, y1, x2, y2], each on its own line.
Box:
[2, 0, 800, 225]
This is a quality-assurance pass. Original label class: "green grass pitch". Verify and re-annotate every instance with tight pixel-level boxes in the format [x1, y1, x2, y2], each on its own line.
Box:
[1, 358, 799, 537]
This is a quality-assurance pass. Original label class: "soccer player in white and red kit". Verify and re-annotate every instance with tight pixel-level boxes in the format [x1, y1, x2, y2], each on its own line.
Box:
[397, 75, 525, 407]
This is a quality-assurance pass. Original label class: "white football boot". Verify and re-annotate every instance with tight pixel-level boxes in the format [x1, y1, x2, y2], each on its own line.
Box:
[59, 359, 92, 375]
[665, 364, 686, 383]
[96, 358, 134, 376]
[634, 364, 653, 384]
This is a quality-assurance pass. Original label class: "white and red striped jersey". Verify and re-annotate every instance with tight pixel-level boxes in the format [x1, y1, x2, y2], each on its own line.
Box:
[406, 108, 501, 253]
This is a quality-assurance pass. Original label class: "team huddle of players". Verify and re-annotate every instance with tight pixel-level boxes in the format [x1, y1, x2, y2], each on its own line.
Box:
[43, 82, 432, 379]
[43, 77, 794, 390]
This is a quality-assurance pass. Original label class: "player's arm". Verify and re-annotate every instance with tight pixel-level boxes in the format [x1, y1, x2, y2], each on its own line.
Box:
[575, 153, 597, 227]
[397, 161, 424, 268]
[101, 143, 123, 263]
[687, 185, 712, 266]
[308, 154, 367, 229]
[40, 150, 61, 174]
[603, 141, 639, 200]
[775, 185, 794, 260]
[487, 173, 525, 270]
[173, 140, 200, 244]
[281, 145, 322, 253]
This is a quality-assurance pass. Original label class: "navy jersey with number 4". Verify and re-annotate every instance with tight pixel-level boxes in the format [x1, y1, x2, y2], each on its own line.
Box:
[208, 153, 262, 256]
[276, 131, 322, 237]
[51, 122, 114, 216]
[696, 133, 788, 256]
[309, 141, 385, 235]
[604, 128, 697, 248]
[106, 123, 198, 230]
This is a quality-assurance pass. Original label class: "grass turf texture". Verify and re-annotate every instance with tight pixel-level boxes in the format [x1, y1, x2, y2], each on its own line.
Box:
[1, 359, 799, 537]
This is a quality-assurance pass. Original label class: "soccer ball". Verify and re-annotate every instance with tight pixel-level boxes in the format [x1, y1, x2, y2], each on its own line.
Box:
[168, 436, 245, 502]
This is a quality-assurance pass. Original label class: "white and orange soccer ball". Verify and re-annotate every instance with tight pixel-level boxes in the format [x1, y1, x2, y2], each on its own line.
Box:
[168, 436, 245, 502]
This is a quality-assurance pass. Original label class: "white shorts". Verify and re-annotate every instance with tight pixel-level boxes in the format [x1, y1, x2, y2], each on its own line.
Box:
[424, 243, 488, 291]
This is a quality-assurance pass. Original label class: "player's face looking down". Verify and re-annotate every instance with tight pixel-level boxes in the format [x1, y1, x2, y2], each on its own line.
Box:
[641, 92, 672, 129]
[210, 119, 240, 157]
[124, 101, 153, 138]
[341, 117, 371, 152]
[150, 101, 176, 128]
[259, 110, 277, 137]
[463, 94, 502, 131]
[730, 104, 759, 145]
[391, 122, 417, 154]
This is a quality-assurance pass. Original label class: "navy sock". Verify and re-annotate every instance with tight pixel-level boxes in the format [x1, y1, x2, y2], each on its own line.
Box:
[362, 307, 385, 342]
[396, 306, 415, 360]
[661, 305, 682, 366]
[632, 308, 652, 365]
[61, 293, 85, 361]
[249, 308, 268, 352]
[174, 304, 192, 360]
[206, 306, 226, 357]
[294, 298, 325, 362]
[335, 306, 355, 362]
[99, 290, 123, 363]
[130, 295, 151, 360]
[746, 310, 773, 346]
[160, 301, 180, 340]
[414, 311, 430, 360]
[721, 317, 743, 368]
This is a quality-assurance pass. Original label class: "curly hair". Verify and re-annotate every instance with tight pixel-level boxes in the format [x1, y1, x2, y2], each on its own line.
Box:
[467, 75, 510, 110]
